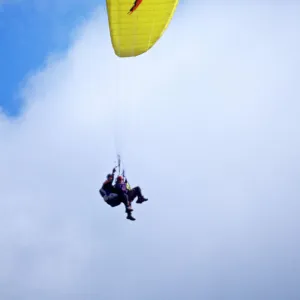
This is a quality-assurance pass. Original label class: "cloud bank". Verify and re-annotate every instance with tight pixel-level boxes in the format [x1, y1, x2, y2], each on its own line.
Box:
[1, 2, 300, 299]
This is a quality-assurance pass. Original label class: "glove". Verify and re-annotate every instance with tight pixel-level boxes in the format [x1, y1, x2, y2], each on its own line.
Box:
[112, 168, 116, 173]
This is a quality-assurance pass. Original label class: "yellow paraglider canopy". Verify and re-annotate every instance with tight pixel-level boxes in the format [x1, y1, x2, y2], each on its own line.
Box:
[106, 0, 179, 57]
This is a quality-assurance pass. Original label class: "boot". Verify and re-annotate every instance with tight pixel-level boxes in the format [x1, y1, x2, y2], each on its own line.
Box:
[126, 213, 136, 221]
[136, 196, 148, 204]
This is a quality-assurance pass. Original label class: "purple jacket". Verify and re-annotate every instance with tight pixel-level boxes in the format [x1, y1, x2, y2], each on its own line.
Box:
[115, 182, 127, 193]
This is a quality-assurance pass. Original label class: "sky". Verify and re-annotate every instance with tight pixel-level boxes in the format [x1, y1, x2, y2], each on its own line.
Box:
[0, 0, 102, 115]
[1, 1, 300, 299]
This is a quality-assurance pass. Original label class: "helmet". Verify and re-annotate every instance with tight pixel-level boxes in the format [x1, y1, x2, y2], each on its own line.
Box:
[107, 174, 113, 179]
[117, 175, 123, 181]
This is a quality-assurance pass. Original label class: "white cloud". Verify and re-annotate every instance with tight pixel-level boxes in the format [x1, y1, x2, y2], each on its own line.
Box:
[1, 2, 300, 299]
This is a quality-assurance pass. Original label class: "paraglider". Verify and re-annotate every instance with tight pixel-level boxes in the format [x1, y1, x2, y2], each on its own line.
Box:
[106, 0, 179, 57]
[100, 1, 177, 220]
[99, 157, 148, 221]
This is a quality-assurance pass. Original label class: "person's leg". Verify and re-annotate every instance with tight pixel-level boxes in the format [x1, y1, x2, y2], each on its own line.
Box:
[120, 193, 135, 221]
[127, 188, 138, 202]
[129, 187, 148, 203]
[115, 191, 133, 212]
[105, 193, 121, 207]
[105, 193, 135, 220]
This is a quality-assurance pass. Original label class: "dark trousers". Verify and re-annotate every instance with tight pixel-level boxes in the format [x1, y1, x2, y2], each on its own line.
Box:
[114, 190, 130, 208]
[128, 186, 143, 202]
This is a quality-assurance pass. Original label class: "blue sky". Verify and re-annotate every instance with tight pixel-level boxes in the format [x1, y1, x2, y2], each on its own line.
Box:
[0, 1, 300, 299]
[0, 0, 102, 115]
